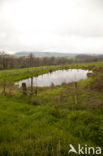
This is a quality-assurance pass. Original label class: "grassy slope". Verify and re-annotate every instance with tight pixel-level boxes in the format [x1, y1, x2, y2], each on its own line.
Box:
[0, 61, 103, 82]
[0, 62, 103, 155]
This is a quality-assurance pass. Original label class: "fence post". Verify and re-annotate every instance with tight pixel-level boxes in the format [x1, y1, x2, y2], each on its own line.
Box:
[30, 77, 33, 95]
[22, 83, 27, 95]
[74, 82, 78, 105]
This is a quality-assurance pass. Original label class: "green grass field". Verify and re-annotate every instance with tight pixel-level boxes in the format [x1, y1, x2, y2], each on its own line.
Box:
[0, 62, 103, 155]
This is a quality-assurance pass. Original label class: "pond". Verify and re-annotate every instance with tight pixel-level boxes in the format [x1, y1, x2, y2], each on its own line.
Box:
[15, 69, 92, 87]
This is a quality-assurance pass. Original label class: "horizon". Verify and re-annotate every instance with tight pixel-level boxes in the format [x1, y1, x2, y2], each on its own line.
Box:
[1, 50, 103, 55]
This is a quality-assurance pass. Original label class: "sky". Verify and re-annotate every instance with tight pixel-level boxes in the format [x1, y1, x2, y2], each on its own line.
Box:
[0, 0, 103, 54]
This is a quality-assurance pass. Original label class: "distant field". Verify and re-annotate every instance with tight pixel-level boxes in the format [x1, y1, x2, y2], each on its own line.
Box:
[0, 61, 103, 155]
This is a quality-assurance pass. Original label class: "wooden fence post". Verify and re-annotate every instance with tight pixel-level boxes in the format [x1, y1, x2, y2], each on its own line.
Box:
[30, 77, 33, 95]
[22, 83, 27, 95]
[74, 82, 78, 105]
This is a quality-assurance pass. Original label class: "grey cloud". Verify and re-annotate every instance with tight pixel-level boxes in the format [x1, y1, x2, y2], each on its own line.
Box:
[0, 0, 103, 53]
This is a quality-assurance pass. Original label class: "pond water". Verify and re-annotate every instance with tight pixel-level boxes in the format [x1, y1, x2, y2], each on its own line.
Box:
[15, 69, 92, 87]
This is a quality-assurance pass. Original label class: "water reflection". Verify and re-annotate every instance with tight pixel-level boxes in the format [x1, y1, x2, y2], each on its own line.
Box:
[15, 69, 92, 87]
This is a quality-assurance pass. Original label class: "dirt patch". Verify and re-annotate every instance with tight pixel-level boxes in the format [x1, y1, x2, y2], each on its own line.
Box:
[86, 79, 103, 92]
[82, 98, 102, 108]
[83, 66, 103, 92]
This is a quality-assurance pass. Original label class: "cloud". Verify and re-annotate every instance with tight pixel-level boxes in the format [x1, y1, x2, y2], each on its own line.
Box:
[0, 0, 103, 53]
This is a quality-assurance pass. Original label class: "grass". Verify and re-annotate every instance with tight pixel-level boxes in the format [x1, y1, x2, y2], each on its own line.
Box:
[0, 61, 103, 82]
[0, 62, 103, 155]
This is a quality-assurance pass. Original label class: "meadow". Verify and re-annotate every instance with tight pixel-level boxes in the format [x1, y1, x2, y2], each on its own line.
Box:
[0, 62, 103, 156]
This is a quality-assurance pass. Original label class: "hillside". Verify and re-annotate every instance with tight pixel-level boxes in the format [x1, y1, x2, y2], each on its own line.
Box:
[14, 52, 77, 57]
[0, 62, 103, 155]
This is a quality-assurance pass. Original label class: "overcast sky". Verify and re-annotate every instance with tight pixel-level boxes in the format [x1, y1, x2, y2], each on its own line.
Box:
[0, 0, 103, 54]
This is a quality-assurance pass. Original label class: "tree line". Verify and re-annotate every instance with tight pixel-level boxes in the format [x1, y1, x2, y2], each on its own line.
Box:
[0, 51, 103, 70]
